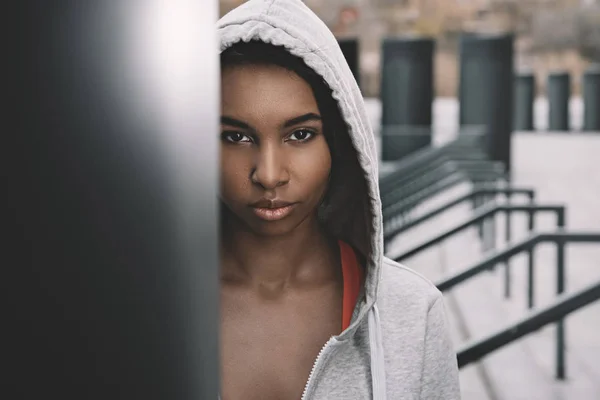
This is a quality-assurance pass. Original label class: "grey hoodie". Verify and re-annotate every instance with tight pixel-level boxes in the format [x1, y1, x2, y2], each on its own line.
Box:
[217, 1, 461, 399]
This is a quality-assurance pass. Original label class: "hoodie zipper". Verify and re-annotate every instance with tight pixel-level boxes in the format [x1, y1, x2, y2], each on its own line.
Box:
[300, 337, 335, 400]
[300, 296, 368, 399]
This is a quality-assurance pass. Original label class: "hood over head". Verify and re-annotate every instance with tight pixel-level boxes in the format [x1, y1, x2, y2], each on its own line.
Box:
[218, 2, 396, 398]
[218, 0, 384, 334]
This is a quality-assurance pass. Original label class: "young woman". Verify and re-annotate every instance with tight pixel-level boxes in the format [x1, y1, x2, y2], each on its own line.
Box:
[218, 1, 460, 399]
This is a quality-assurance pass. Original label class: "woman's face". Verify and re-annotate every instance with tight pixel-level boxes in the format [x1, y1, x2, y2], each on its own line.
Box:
[220, 63, 332, 236]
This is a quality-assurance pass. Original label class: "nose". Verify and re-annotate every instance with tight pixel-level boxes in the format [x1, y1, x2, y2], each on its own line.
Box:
[250, 142, 289, 190]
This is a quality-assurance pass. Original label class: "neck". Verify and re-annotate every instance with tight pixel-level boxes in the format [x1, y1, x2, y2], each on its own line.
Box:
[220, 209, 339, 288]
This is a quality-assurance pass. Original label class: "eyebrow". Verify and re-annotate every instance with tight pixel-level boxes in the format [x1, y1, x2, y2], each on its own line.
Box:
[282, 113, 322, 128]
[220, 116, 251, 130]
[220, 113, 322, 131]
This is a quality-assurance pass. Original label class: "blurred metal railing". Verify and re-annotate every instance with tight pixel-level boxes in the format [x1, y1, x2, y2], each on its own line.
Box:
[379, 127, 486, 195]
[444, 231, 600, 380]
[458, 279, 600, 373]
[381, 161, 506, 220]
[381, 159, 505, 211]
[390, 204, 566, 305]
[383, 186, 535, 243]
[376, 123, 600, 386]
[377, 126, 509, 230]
[379, 141, 487, 195]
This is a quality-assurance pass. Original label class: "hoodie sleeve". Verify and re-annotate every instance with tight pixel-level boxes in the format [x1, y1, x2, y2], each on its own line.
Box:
[418, 295, 461, 400]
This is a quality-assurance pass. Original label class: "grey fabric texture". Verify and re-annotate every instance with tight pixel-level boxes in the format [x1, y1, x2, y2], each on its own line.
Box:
[218, 1, 461, 398]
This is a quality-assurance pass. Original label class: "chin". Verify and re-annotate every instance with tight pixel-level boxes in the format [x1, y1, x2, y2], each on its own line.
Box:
[244, 218, 302, 237]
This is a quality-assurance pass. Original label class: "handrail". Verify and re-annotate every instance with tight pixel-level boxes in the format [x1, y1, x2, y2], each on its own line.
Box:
[383, 173, 469, 219]
[382, 164, 506, 213]
[436, 231, 600, 292]
[379, 132, 485, 188]
[438, 230, 600, 379]
[381, 160, 461, 202]
[382, 158, 503, 201]
[390, 204, 566, 263]
[383, 186, 535, 241]
[381, 160, 504, 205]
[457, 277, 600, 375]
[379, 150, 488, 194]
[382, 171, 508, 222]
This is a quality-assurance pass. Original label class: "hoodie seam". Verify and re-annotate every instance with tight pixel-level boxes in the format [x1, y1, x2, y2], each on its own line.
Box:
[417, 296, 442, 399]
[265, 0, 277, 14]
[382, 258, 441, 295]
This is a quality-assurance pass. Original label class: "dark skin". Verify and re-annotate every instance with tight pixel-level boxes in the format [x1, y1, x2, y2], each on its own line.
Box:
[220, 63, 344, 400]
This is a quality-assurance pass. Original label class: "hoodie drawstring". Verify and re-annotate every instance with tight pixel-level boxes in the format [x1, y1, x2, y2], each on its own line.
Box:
[368, 303, 388, 400]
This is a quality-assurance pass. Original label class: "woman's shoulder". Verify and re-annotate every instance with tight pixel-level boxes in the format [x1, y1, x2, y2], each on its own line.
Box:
[377, 257, 443, 313]
[376, 259, 460, 399]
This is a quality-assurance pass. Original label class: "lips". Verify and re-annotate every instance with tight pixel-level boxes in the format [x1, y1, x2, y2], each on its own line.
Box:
[249, 199, 296, 221]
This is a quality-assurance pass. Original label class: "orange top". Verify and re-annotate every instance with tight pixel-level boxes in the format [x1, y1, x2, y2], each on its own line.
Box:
[339, 240, 364, 331]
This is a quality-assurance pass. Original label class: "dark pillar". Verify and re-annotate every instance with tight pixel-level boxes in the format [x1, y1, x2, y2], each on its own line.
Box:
[338, 37, 360, 88]
[380, 36, 435, 161]
[583, 64, 600, 131]
[547, 71, 571, 131]
[459, 33, 514, 174]
[513, 72, 535, 131]
[10, 2, 219, 399]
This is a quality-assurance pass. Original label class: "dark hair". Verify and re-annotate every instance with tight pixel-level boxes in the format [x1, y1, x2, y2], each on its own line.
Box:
[220, 41, 371, 256]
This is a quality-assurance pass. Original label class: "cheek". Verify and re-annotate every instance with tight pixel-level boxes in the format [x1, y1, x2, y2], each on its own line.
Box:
[290, 139, 332, 194]
[219, 149, 250, 202]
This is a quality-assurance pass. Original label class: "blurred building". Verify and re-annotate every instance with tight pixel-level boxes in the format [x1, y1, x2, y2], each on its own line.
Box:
[219, 0, 599, 97]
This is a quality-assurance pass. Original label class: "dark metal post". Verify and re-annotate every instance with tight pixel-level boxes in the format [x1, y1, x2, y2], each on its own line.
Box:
[338, 37, 360, 89]
[482, 194, 497, 254]
[527, 210, 535, 309]
[459, 33, 514, 173]
[483, 194, 491, 252]
[556, 211, 567, 380]
[489, 193, 497, 251]
[476, 194, 484, 240]
[582, 64, 600, 131]
[10, 2, 220, 399]
[380, 36, 435, 161]
[504, 192, 513, 298]
[513, 72, 535, 131]
[548, 72, 571, 131]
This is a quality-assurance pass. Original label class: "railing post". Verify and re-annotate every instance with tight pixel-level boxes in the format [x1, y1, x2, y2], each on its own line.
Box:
[471, 186, 483, 240]
[504, 191, 513, 298]
[477, 194, 484, 240]
[556, 210, 567, 380]
[481, 194, 489, 251]
[489, 192, 497, 252]
[527, 209, 535, 309]
[482, 192, 495, 254]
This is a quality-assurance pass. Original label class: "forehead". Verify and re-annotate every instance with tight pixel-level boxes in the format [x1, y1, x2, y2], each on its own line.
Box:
[220, 63, 319, 121]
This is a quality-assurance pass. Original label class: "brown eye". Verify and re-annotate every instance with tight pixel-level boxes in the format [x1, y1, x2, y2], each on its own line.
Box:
[222, 131, 252, 143]
[288, 129, 314, 142]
